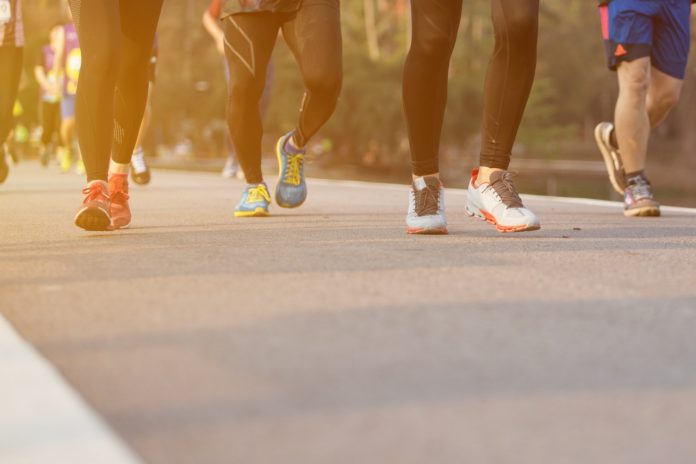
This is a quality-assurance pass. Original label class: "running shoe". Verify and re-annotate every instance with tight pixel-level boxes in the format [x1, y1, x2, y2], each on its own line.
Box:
[0, 146, 8, 184]
[466, 169, 540, 233]
[594, 122, 626, 195]
[221, 156, 238, 179]
[109, 173, 132, 229]
[624, 174, 660, 217]
[75, 158, 85, 176]
[235, 183, 271, 217]
[40, 143, 52, 167]
[406, 176, 448, 235]
[59, 147, 72, 174]
[130, 148, 151, 185]
[74, 180, 111, 231]
[275, 130, 307, 208]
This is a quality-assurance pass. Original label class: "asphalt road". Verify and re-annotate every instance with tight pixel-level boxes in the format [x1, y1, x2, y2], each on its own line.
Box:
[2, 164, 696, 464]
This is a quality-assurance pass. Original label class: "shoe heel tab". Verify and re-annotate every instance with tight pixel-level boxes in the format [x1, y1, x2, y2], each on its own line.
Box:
[470, 168, 480, 182]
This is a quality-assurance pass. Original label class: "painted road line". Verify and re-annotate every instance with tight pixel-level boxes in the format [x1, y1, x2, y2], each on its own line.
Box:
[310, 177, 696, 214]
[0, 316, 140, 464]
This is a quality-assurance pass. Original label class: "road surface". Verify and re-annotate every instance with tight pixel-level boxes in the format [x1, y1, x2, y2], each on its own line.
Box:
[2, 164, 696, 464]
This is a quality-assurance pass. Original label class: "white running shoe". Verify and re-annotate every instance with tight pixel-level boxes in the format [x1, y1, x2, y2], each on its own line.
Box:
[465, 169, 540, 233]
[406, 176, 448, 235]
[594, 122, 626, 195]
[130, 148, 151, 185]
[221, 156, 239, 179]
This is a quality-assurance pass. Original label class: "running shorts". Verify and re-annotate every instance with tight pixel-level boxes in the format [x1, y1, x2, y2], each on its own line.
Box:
[599, 0, 691, 79]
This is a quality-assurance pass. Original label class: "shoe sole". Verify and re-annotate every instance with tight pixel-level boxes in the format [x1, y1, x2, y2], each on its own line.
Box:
[74, 206, 112, 231]
[407, 227, 448, 235]
[234, 209, 270, 218]
[594, 124, 626, 195]
[466, 205, 541, 233]
[275, 135, 306, 209]
[624, 206, 661, 217]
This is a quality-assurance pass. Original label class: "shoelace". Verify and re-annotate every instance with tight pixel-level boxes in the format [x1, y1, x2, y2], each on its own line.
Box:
[110, 177, 130, 202]
[82, 184, 109, 204]
[414, 183, 440, 216]
[283, 154, 304, 185]
[627, 177, 653, 200]
[131, 151, 147, 174]
[488, 172, 523, 208]
[247, 185, 271, 203]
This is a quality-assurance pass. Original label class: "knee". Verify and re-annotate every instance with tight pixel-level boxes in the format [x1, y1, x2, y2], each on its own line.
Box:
[498, 8, 538, 47]
[82, 41, 121, 79]
[619, 64, 651, 98]
[304, 68, 342, 103]
[119, 46, 151, 79]
[228, 74, 264, 111]
[410, 29, 456, 63]
[651, 86, 681, 113]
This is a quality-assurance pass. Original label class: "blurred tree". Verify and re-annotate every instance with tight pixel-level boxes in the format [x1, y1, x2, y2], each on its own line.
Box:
[20, 0, 696, 172]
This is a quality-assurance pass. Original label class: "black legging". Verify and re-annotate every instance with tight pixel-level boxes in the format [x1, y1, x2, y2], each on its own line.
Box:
[40, 101, 61, 146]
[224, 0, 342, 184]
[0, 47, 23, 146]
[68, 0, 163, 182]
[404, 0, 539, 175]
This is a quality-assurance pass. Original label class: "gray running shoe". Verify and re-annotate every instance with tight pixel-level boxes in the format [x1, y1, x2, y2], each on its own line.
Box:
[594, 122, 626, 195]
[624, 175, 660, 217]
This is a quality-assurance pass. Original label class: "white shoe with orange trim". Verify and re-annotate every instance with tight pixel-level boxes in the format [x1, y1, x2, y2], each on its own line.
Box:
[465, 168, 540, 233]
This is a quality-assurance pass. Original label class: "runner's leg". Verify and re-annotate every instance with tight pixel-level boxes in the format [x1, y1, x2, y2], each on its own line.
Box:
[0, 47, 23, 148]
[403, 0, 461, 178]
[224, 13, 281, 184]
[281, 0, 342, 148]
[479, 0, 539, 174]
[466, 0, 540, 233]
[68, 0, 120, 182]
[0, 47, 23, 183]
[110, 0, 163, 166]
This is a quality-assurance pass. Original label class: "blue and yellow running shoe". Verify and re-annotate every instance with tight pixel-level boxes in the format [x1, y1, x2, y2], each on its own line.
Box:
[275, 130, 307, 208]
[235, 183, 271, 217]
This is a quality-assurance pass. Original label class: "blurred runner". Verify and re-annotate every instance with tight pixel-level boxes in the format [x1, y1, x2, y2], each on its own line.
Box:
[222, 0, 342, 217]
[203, 0, 274, 180]
[0, 0, 23, 184]
[55, 10, 83, 174]
[34, 22, 63, 167]
[403, 0, 540, 234]
[68, 0, 164, 231]
[129, 35, 157, 186]
[594, 0, 693, 217]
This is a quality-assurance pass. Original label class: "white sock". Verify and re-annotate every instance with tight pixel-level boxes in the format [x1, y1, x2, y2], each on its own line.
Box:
[109, 160, 129, 175]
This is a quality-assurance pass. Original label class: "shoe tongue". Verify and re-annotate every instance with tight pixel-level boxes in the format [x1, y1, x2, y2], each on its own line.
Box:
[413, 176, 440, 191]
[489, 170, 505, 184]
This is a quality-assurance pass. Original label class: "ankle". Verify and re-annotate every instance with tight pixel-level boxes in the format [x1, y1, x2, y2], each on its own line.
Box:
[475, 167, 503, 187]
[412, 172, 439, 181]
[109, 159, 129, 175]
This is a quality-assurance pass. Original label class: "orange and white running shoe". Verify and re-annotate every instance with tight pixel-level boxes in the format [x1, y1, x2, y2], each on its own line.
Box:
[465, 168, 540, 233]
[108, 173, 131, 229]
[74, 180, 111, 231]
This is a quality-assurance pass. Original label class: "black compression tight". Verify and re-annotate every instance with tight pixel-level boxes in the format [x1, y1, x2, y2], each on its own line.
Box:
[224, 0, 342, 184]
[0, 47, 23, 146]
[404, 0, 539, 175]
[68, 0, 163, 182]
